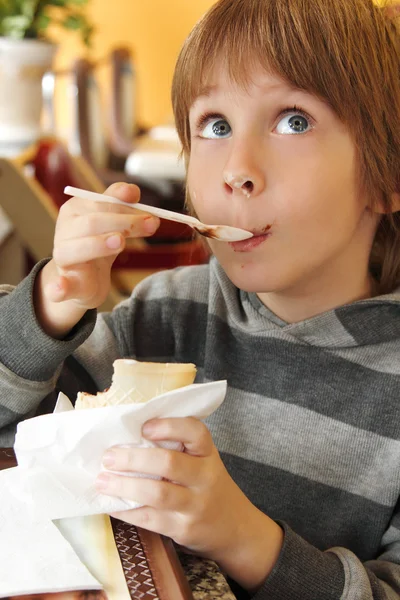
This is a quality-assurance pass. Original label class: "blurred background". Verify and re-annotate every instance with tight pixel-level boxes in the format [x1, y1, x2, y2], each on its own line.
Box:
[0, 0, 215, 304]
[53, 0, 214, 134]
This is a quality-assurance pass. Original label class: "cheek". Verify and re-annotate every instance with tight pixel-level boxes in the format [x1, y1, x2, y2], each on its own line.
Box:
[187, 156, 224, 221]
[188, 141, 227, 182]
[281, 146, 360, 229]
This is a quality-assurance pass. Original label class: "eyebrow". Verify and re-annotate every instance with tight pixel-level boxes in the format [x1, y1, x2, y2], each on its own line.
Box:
[195, 84, 220, 99]
[193, 79, 305, 105]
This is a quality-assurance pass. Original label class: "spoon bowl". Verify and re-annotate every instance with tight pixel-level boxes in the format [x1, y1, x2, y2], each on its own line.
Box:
[64, 186, 253, 242]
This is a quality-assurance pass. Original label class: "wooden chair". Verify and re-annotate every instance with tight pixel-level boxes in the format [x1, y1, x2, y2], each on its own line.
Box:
[0, 212, 25, 286]
[0, 139, 121, 311]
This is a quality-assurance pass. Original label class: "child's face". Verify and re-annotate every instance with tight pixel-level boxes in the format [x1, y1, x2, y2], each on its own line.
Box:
[187, 64, 380, 298]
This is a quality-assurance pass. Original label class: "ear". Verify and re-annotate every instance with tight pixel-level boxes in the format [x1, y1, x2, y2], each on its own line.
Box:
[373, 192, 400, 215]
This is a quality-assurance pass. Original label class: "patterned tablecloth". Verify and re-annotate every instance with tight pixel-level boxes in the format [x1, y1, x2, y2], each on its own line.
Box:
[178, 551, 236, 600]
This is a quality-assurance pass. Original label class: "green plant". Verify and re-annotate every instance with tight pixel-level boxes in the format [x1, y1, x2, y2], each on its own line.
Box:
[0, 0, 94, 45]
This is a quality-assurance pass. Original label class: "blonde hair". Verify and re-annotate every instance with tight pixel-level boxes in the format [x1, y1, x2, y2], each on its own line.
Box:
[172, 0, 400, 294]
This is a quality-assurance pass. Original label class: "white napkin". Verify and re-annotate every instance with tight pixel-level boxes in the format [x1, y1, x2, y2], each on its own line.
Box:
[0, 379, 226, 598]
[14, 380, 226, 520]
[0, 467, 101, 598]
[0, 395, 103, 597]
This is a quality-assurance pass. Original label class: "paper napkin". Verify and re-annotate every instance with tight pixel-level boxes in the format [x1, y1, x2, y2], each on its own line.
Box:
[0, 379, 226, 598]
[14, 380, 226, 520]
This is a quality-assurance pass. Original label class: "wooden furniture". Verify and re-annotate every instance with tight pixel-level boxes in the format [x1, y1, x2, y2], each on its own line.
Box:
[0, 208, 25, 286]
[0, 139, 121, 311]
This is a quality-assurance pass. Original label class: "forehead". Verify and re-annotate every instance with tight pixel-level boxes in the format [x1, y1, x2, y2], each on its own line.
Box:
[189, 61, 308, 109]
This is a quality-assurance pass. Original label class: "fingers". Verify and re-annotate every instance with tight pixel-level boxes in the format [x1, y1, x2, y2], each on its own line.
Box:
[44, 269, 109, 305]
[96, 471, 190, 511]
[64, 182, 144, 216]
[61, 212, 159, 241]
[55, 181, 160, 265]
[41, 183, 159, 311]
[102, 446, 201, 486]
[104, 181, 141, 206]
[61, 182, 141, 217]
[53, 232, 126, 267]
[142, 418, 215, 457]
[75, 181, 142, 210]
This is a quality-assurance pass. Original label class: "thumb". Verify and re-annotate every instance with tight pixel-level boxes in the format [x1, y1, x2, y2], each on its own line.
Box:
[45, 269, 110, 306]
[104, 182, 141, 206]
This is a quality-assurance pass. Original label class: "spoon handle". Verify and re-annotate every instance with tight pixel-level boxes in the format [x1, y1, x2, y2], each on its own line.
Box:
[64, 186, 199, 228]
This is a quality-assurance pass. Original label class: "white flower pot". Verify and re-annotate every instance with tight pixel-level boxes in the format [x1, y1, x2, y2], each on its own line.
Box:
[0, 38, 57, 156]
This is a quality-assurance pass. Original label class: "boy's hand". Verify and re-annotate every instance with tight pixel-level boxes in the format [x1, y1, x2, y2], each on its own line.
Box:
[35, 182, 160, 338]
[96, 418, 283, 592]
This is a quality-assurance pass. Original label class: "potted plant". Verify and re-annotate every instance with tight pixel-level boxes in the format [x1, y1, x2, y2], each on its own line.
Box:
[0, 0, 94, 155]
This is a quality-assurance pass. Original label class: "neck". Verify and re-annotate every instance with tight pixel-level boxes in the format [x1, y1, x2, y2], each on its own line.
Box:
[257, 265, 375, 324]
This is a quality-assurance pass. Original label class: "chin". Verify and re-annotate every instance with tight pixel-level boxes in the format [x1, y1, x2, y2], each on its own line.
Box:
[220, 261, 279, 293]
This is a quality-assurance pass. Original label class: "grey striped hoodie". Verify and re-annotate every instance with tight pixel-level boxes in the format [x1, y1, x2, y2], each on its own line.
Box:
[1, 257, 400, 599]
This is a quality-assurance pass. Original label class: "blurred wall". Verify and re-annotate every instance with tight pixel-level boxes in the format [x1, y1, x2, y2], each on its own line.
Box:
[52, 0, 215, 135]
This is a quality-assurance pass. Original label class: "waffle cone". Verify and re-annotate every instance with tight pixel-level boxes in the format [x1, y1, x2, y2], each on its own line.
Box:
[75, 359, 197, 409]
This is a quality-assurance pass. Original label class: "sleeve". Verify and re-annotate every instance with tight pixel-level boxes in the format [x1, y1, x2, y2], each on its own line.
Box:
[0, 256, 209, 448]
[252, 516, 400, 600]
[0, 260, 97, 446]
[0, 260, 200, 447]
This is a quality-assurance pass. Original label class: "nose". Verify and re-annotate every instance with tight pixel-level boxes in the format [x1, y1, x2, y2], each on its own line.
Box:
[223, 140, 265, 198]
[224, 173, 256, 198]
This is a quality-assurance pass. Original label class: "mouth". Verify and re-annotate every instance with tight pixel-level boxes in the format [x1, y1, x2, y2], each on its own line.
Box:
[228, 225, 272, 252]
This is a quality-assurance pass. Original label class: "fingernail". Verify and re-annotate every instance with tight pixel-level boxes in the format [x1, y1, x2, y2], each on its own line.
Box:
[102, 450, 115, 468]
[143, 217, 159, 234]
[108, 182, 126, 193]
[106, 234, 122, 249]
[96, 472, 111, 490]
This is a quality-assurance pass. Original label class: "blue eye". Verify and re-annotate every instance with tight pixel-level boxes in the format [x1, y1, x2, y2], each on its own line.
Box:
[276, 112, 311, 135]
[201, 118, 232, 139]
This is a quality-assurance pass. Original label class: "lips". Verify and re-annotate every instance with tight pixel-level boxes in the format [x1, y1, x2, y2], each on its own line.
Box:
[228, 230, 271, 252]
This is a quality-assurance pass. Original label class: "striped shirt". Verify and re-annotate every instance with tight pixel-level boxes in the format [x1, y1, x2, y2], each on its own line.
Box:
[1, 257, 400, 599]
